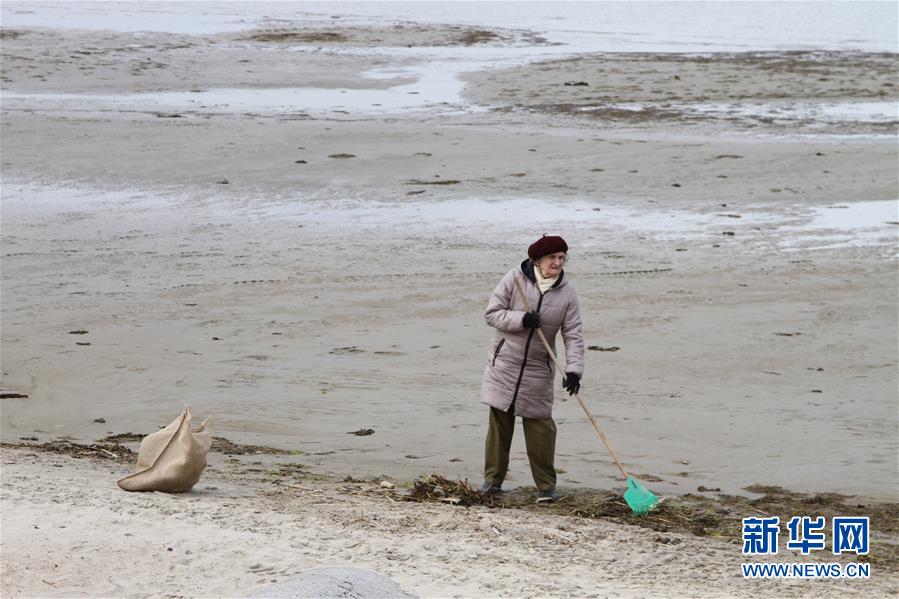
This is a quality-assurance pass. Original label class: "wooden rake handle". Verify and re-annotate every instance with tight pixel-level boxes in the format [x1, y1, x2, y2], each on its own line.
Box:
[512, 276, 630, 481]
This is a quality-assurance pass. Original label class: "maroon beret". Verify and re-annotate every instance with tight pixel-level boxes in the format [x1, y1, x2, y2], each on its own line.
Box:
[528, 235, 568, 260]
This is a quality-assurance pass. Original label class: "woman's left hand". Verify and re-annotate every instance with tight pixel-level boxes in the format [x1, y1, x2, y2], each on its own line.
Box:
[562, 373, 581, 395]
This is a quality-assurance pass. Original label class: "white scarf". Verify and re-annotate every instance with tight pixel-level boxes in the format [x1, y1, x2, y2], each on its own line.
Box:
[533, 263, 558, 294]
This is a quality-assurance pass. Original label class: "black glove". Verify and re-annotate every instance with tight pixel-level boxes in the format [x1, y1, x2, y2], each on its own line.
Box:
[522, 311, 541, 329]
[562, 372, 580, 396]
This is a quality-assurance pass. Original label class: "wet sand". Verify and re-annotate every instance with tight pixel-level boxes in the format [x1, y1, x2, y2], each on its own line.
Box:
[1, 18, 898, 597]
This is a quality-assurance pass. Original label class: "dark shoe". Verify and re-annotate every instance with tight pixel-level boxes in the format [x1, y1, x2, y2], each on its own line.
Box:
[536, 489, 561, 504]
[480, 481, 502, 494]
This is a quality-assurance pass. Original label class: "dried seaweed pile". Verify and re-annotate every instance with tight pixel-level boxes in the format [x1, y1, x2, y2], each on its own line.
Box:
[1, 439, 134, 462]
[101, 433, 143, 443]
[739, 484, 899, 534]
[4, 433, 296, 462]
[403, 476, 725, 536]
[209, 437, 295, 455]
[241, 31, 350, 43]
[401, 475, 899, 571]
[406, 475, 501, 507]
[564, 493, 736, 538]
[729, 485, 899, 568]
[102, 433, 294, 456]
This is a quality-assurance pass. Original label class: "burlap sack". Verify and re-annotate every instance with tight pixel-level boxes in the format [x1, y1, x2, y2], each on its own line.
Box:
[117, 406, 212, 493]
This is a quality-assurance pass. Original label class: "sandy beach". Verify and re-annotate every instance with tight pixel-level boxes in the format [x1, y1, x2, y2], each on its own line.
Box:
[1, 3, 897, 597]
[2, 446, 896, 598]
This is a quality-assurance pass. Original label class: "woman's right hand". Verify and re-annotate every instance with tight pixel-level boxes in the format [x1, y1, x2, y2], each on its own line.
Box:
[522, 311, 541, 329]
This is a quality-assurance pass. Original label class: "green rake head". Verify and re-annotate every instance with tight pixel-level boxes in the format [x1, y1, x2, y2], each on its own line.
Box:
[624, 477, 661, 514]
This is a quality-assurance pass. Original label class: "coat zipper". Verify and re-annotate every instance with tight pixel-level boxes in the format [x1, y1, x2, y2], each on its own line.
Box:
[511, 286, 545, 407]
[492, 338, 505, 366]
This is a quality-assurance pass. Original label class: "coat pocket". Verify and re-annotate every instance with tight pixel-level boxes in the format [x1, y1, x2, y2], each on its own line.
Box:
[492, 338, 506, 366]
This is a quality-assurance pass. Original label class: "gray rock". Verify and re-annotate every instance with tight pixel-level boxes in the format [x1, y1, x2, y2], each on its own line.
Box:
[249, 567, 417, 599]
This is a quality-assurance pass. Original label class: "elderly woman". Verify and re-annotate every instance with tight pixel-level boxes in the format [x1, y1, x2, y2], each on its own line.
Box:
[479, 235, 585, 503]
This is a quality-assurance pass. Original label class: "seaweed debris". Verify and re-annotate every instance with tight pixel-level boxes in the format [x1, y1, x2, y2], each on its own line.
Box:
[241, 31, 349, 44]
[406, 474, 501, 507]
[0, 439, 134, 462]
[5, 434, 295, 459]
[399, 475, 899, 569]
[454, 30, 499, 45]
[404, 179, 462, 185]
[101, 432, 144, 443]
[209, 437, 295, 455]
[104, 433, 296, 455]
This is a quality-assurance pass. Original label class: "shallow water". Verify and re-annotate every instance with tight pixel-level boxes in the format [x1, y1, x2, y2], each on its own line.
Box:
[4, 2, 896, 119]
[580, 101, 899, 125]
[0, 57, 484, 114]
[263, 195, 899, 252]
[3, 1, 896, 52]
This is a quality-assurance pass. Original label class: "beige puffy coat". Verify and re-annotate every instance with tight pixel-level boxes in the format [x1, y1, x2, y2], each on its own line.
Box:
[480, 260, 585, 418]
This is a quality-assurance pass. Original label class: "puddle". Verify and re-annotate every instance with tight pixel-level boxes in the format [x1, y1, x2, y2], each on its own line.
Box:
[0, 58, 493, 115]
[799, 200, 898, 229]
[579, 101, 899, 124]
[692, 101, 899, 124]
[253, 194, 897, 251]
[775, 200, 899, 253]
[381, 198, 898, 254]
[4, 182, 895, 256]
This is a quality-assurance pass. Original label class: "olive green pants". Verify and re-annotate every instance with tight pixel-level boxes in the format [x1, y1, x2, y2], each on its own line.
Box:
[484, 406, 557, 491]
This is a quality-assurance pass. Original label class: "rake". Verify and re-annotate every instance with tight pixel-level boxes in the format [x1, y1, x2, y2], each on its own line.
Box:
[513, 276, 660, 514]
